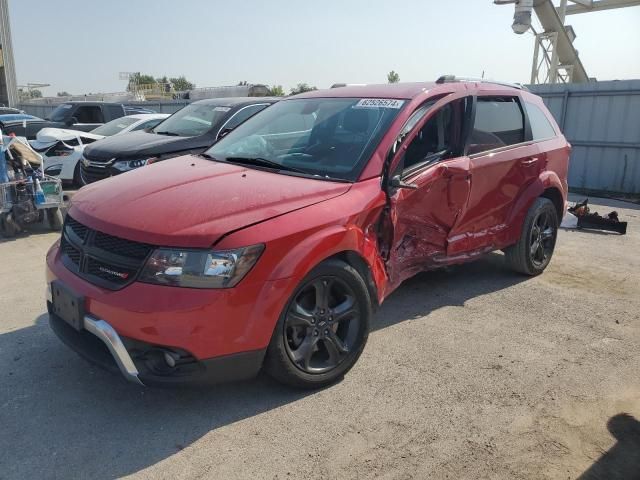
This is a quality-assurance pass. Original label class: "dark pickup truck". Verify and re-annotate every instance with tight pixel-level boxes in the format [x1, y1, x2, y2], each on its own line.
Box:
[1, 102, 146, 139]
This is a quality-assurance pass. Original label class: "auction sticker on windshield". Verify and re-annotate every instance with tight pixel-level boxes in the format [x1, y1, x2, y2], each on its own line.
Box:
[354, 99, 404, 109]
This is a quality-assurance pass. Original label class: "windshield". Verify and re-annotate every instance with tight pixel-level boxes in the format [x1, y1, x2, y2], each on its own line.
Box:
[152, 103, 230, 137]
[49, 104, 74, 122]
[90, 116, 138, 136]
[206, 97, 405, 181]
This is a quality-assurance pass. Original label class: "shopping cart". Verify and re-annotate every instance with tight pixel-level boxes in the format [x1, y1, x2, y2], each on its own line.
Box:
[0, 134, 65, 237]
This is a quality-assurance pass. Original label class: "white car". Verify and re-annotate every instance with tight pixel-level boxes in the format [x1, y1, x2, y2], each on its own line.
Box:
[30, 113, 169, 185]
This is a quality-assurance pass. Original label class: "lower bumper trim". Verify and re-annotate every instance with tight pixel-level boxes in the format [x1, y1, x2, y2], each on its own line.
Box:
[83, 315, 143, 385]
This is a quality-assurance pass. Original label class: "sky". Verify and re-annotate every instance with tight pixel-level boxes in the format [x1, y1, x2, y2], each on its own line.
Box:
[9, 0, 640, 97]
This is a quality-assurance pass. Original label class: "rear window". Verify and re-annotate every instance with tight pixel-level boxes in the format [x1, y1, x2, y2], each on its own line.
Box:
[91, 117, 138, 136]
[49, 104, 73, 122]
[152, 103, 230, 137]
[469, 97, 524, 154]
[525, 102, 557, 140]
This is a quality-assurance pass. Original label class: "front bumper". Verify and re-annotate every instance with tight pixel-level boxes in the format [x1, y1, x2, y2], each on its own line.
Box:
[49, 310, 267, 386]
[46, 241, 291, 386]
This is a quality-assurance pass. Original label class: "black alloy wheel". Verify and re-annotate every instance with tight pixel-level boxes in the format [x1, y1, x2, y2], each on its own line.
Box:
[264, 259, 371, 388]
[284, 276, 360, 374]
[529, 209, 556, 268]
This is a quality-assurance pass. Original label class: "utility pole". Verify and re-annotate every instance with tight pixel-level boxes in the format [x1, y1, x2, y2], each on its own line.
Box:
[495, 0, 640, 84]
[0, 0, 18, 106]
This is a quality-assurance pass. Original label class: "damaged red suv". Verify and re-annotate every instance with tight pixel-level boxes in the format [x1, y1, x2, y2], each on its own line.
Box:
[47, 77, 569, 388]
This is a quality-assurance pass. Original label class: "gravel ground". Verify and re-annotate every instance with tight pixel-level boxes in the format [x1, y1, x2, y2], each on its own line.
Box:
[1, 195, 639, 480]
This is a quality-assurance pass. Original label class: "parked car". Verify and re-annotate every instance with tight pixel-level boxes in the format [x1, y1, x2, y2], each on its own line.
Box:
[79, 97, 278, 184]
[0, 107, 25, 115]
[0, 113, 45, 135]
[1, 102, 145, 139]
[46, 78, 569, 388]
[31, 114, 169, 185]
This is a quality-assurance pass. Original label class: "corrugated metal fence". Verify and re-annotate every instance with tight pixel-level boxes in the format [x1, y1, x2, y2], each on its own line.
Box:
[529, 80, 640, 195]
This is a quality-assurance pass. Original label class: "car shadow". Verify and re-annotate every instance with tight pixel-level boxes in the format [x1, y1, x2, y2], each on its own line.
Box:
[373, 252, 528, 332]
[0, 252, 528, 479]
[577, 413, 640, 480]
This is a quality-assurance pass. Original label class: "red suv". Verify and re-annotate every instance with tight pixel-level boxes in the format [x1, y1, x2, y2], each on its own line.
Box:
[46, 77, 569, 388]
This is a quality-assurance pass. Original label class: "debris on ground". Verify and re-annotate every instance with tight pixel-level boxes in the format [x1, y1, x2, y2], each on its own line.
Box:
[567, 198, 628, 234]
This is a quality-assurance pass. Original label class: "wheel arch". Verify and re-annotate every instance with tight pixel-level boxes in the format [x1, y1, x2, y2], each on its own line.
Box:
[540, 186, 565, 221]
[505, 171, 566, 245]
[267, 224, 387, 308]
[328, 251, 380, 312]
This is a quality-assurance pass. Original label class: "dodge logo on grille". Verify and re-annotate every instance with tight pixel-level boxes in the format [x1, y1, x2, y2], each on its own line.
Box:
[98, 266, 130, 279]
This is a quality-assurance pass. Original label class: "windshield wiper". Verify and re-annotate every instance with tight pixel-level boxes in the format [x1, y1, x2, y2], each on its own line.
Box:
[225, 157, 307, 174]
[155, 131, 180, 136]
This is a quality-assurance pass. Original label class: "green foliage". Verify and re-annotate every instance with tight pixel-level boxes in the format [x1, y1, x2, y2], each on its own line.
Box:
[268, 85, 285, 96]
[387, 70, 400, 84]
[126, 72, 195, 91]
[170, 76, 195, 91]
[57, 91, 71, 97]
[18, 88, 43, 100]
[290, 83, 317, 95]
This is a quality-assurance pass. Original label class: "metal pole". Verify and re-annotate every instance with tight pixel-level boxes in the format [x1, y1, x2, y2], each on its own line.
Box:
[558, 0, 569, 22]
[531, 34, 542, 84]
[548, 32, 560, 83]
[0, 0, 18, 107]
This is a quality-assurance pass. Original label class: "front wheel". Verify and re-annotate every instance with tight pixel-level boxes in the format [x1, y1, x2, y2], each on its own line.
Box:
[264, 259, 371, 388]
[505, 197, 558, 275]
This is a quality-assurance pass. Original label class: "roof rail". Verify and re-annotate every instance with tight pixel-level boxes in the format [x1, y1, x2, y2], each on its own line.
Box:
[435, 75, 528, 91]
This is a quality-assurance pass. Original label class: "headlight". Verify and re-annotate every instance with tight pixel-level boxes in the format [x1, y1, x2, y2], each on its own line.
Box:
[139, 244, 264, 289]
[112, 158, 153, 172]
[112, 152, 186, 172]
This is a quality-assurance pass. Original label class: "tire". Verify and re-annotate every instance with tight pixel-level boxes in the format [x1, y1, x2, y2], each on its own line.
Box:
[73, 161, 84, 188]
[46, 208, 64, 231]
[264, 259, 371, 389]
[505, 197, 558, 276]
[0, 212, 19, 238]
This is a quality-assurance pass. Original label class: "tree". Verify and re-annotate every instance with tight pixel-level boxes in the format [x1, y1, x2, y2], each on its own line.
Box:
[290, 83, 317, 95]
[387, 70, 400, 84]
[268, 85, 285, 96]
[30, 89, 43, 98]
[127, 72, 156, 91]
[57, 91, 71, 97]
[170, 76, 195, 91]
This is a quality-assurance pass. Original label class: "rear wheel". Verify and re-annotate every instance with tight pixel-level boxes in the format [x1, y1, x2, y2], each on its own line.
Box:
[0, 212, 20, 238]
[505, 197, 558, 275]
[73, 161, 84, 187]
[46, 208, 63, 231]
[264, 259, 371, 388]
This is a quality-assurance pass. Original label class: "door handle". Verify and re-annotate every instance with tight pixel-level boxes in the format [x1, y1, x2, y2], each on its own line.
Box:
[521, 157, 539, 166]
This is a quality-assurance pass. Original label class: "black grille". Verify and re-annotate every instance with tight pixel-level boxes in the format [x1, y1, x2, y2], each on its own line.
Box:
[80, 164, 112, 184]
[65, 215, 89, 242]
[60, 237, 81, 266]
[94, 231, 152, 260]
[60, 215, 153, 290]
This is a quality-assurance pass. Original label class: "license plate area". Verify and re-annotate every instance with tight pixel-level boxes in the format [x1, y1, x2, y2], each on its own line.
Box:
[51, 281, 85, 331]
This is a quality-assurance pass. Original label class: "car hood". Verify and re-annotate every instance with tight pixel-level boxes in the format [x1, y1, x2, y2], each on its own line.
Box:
[83, 131, 212, 161]
[69, 155, 352, 248]
[30, 128, 104, 149]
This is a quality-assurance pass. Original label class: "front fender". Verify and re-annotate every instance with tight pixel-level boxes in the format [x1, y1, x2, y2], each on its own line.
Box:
[269, 223, 387, 304]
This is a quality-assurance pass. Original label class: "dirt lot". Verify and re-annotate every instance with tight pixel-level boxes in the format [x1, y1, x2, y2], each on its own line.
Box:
[1, 195, 639, 480]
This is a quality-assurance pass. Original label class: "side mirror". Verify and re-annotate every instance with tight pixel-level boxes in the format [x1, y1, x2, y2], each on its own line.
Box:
[390, 175, 418, 190]
[217, 127, 233, 140]
[66, 116, 78, 126]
